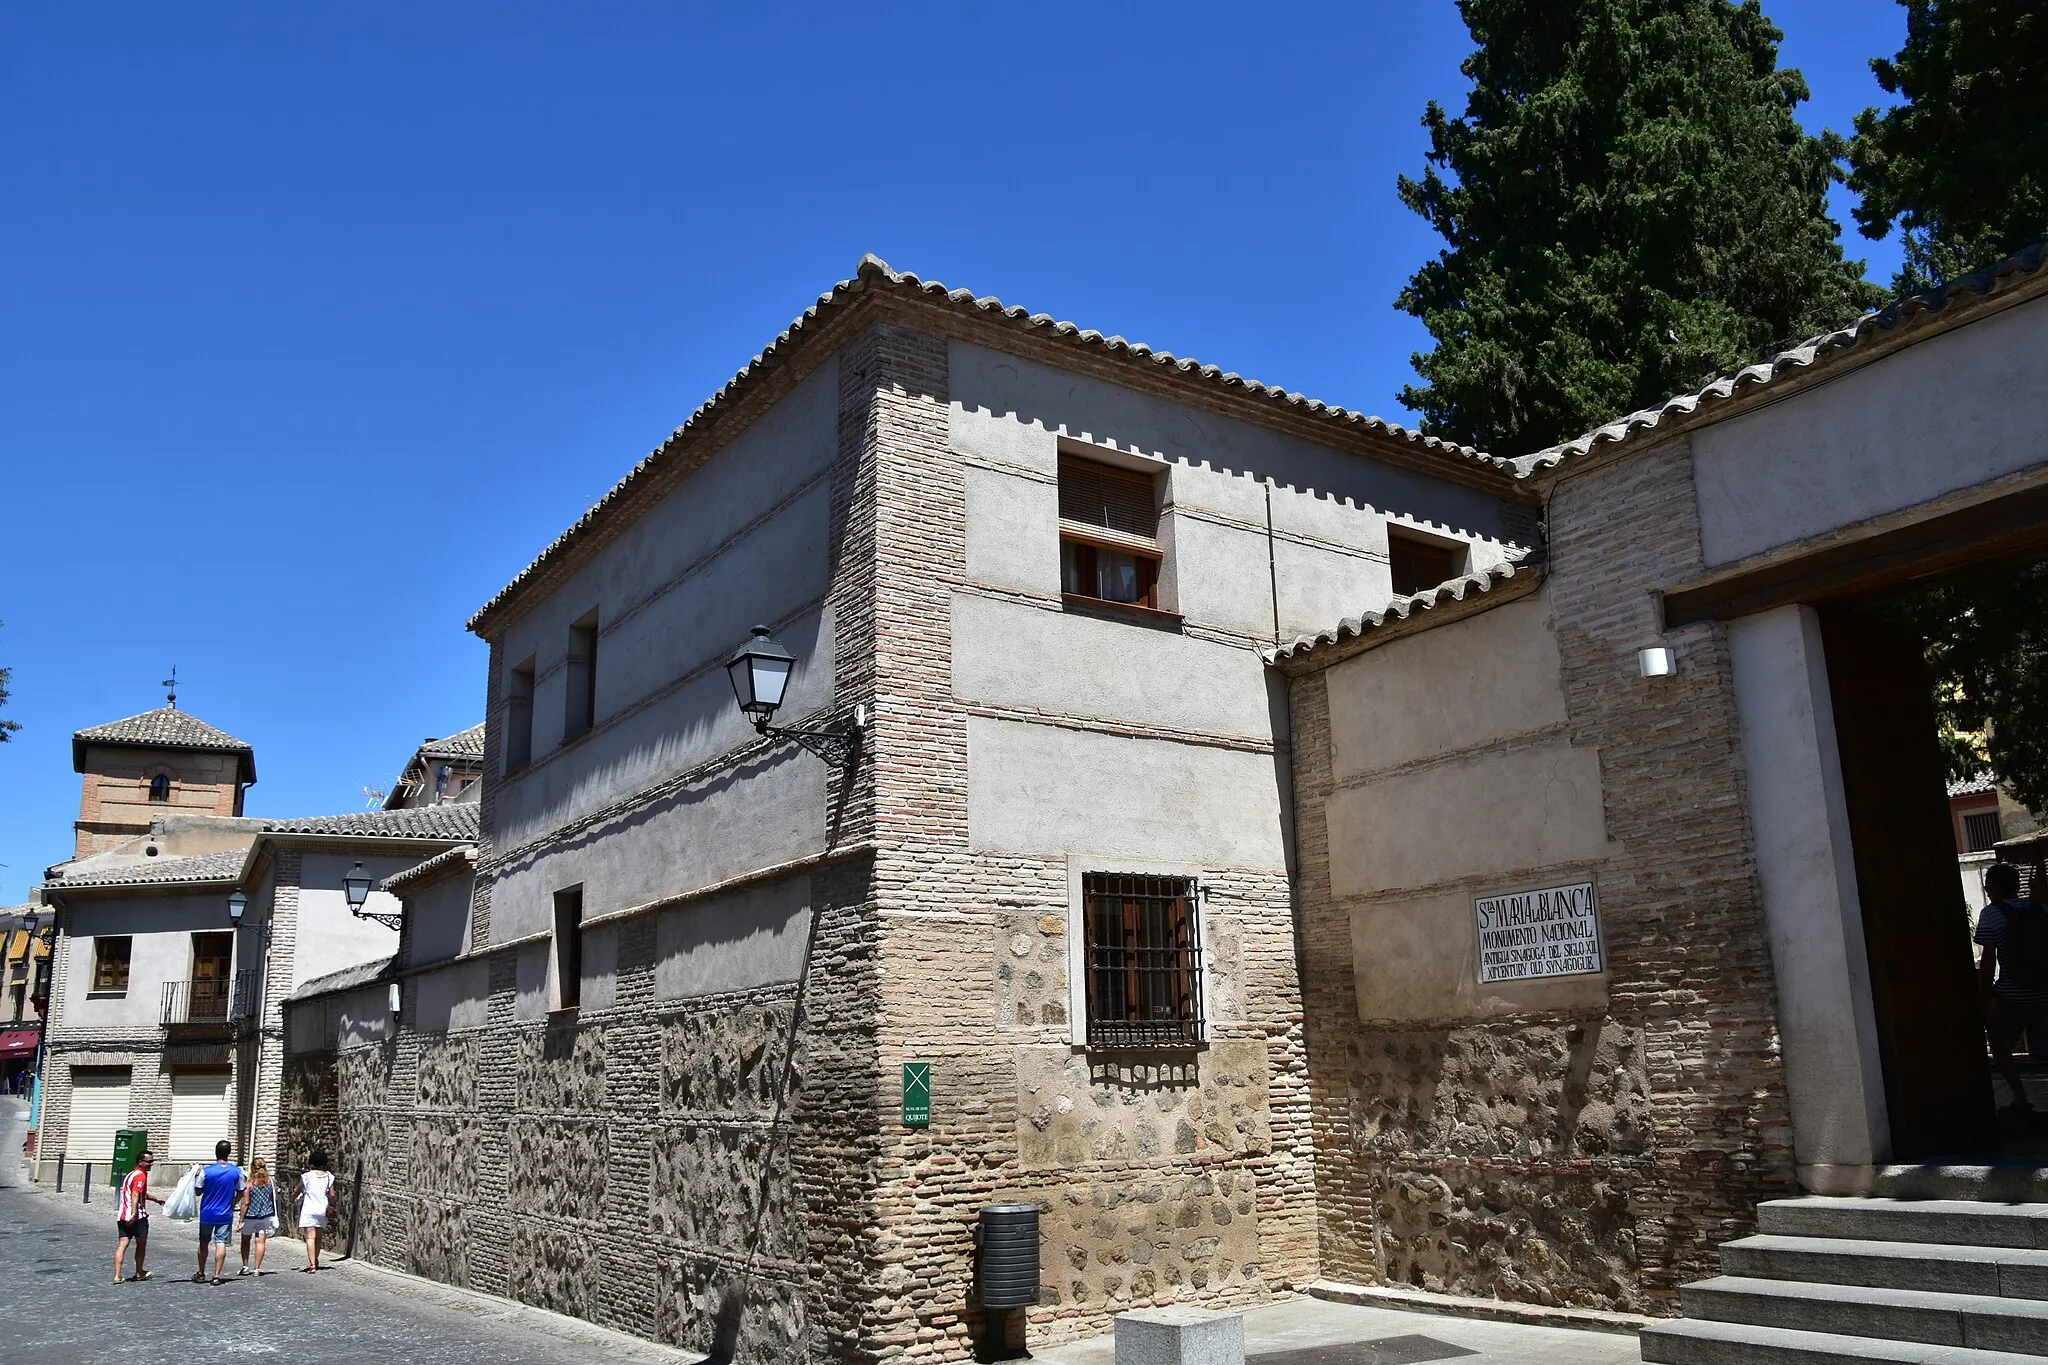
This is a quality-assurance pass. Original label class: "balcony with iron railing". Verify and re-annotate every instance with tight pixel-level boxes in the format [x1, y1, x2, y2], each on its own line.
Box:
[160, 969, 260, 1031]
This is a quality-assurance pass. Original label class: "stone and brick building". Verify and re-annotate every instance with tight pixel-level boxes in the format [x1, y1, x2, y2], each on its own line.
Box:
[1275, 243, 2048, 1321]
[278, 256, 1533, 1361]
[37, 705, 476, 1177]
[279, 244, 2048, 1361]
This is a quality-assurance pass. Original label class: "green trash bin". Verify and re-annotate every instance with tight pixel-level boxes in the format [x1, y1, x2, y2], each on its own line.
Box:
[111, 1128, 148, 1186]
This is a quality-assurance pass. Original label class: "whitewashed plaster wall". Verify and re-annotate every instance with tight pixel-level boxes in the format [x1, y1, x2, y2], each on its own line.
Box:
[1317, 594, 1616, 1022]
[56, 890, 239, 1032]
[1693, 295, 2048, 567]
[950, 339, 1521, 878]
[484, 357, 841, 942]
[400, 872, 475, 969]
[293, 851, 420, 991]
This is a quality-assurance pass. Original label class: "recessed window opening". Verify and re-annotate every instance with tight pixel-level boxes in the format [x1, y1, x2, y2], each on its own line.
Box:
[1388, 528, 1469, 597]
[505, 657, 536, 772]
[552, 885, 584, 1012]
[147, 774, 170, 803]
[1964, 809, 2003, 854]
[565, 610, 599, 739]
[1082, 873, 1204, 1047]
[1058, 456, 1164, 610]
[92, 936, 132, 994]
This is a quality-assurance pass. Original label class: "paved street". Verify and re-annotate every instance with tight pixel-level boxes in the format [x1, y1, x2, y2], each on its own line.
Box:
[0, 1100, 698, 1365]
[3, 1097, 1644, 1365]
[1035, 1296, 1645, 1365]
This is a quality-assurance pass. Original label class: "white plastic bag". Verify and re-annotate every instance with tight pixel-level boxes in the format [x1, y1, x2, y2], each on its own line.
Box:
[163, 1164, 201, 1222]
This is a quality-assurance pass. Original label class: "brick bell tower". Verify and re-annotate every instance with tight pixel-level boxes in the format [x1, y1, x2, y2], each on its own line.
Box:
[70, 685, 256, 858]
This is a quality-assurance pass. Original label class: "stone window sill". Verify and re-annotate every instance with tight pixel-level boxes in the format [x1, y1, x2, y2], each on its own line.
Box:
[1060, 594, 1186, 632]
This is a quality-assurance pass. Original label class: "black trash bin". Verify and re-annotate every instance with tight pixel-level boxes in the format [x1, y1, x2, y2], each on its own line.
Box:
[977, 1202, 1041, 1308]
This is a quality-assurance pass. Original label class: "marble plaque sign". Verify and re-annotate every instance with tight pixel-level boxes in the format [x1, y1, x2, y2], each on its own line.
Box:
[1474, 882, 1602, 983]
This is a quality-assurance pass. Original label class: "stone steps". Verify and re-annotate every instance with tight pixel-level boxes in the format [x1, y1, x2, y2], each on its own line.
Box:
[1680, 1276, 2048, 1353]
[1641, 1318, 2047, 1365]
[1757, 1199, 2048, 1250]
[1641, 1196, 2048, 1365]
[1719, 1234, 2048, 1298]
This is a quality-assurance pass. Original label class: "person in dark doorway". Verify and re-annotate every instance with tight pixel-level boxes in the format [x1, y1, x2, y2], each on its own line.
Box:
[1975, 863, 2048, 1113]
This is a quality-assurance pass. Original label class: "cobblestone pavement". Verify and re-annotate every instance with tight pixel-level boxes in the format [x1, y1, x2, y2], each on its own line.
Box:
[0, 1101, 699, 1365]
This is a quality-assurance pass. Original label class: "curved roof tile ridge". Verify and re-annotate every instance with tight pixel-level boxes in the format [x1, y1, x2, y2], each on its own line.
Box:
[1514, 239, 2048, 477]
[1268, 557, 1533, 664]
[469, 254, 1513, 631]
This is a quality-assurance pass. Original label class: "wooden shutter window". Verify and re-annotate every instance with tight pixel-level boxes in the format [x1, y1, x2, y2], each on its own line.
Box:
[1059, 457, 1158, 539]
[93, 936, 132, 993]
[1388, 530, 1468, 596]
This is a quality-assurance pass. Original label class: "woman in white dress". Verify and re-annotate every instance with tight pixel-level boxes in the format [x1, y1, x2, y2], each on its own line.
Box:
[296, 1150, 335, 1273]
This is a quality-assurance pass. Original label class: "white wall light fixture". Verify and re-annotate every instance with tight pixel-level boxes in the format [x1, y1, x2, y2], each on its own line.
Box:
[1638, 646, 1677, 678]
[388, 982, 402, 1016]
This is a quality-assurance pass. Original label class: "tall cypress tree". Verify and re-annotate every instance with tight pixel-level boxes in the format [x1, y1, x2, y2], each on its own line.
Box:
[1396, 0, 1883, 454]
[1846, 0, 2048, 292]
[1851, 1, 2048, 806]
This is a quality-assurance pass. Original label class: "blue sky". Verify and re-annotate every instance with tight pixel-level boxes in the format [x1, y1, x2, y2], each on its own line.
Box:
[0, 1, 1907, 903]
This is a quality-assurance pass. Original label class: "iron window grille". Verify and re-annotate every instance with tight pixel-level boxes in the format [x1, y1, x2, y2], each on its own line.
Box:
[1963, 810, 2003, 854]
[1083, 872, 1205, 1048]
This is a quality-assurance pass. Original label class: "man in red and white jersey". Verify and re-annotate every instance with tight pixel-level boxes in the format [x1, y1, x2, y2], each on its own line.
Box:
[114, 1150, 162, 1283]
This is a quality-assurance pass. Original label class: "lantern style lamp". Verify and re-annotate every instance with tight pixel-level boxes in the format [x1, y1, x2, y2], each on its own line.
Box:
[724, 625, 863, 769]
[344, 861, 403, 931]
[227, 890, 248, 925]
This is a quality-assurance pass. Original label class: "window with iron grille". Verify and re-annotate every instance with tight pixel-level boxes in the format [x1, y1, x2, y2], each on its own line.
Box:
[1963, 809, 2003, 854]
[1082, 873, 1204, 1047]
[1058, 456, 1165, 611]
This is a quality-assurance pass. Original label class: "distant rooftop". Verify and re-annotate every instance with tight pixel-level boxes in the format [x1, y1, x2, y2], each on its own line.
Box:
[72, 706, 257, 784]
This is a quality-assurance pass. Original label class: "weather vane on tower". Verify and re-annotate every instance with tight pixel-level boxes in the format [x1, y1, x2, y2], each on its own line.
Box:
[163, 667, 177, 710]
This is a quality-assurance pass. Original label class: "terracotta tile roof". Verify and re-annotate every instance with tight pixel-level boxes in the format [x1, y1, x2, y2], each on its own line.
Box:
[417, 724, 486, 762]
[468, 255, 1518, 634]
[262, 803, 481, 841]
[380, 843, 477, 895]
[52, 847, 250, 890]
[72, 707, 257, 782]
[1516, 240, 2048, 479]
[1268, 557, 1538, 667]
[1949, 774, 1998, 799]
[291, 955, 397, 1001]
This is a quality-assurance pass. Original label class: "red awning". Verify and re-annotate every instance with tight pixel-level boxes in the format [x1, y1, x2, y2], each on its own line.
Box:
[0, 1029, 39, 1059]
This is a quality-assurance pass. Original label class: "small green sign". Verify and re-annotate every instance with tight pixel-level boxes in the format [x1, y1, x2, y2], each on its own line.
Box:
[902, 1062, 931, 1127]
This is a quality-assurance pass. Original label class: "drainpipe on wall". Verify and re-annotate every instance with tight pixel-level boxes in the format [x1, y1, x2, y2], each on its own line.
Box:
[1264, 482, 1282, 648]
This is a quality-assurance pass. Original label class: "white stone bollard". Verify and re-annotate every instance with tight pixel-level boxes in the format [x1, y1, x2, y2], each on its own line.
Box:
[1113, 1306, 1247, 1365]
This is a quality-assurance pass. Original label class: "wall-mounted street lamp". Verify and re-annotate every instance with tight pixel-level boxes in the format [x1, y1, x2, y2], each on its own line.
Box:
[724, 626, 863, 769]
[344, 860, 403, 931]
[226, 890, 249, 924]
[387, 982, 402, 1016]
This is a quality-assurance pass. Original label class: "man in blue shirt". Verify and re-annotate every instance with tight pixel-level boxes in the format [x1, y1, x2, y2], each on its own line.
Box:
[193, 1140, 246, 1286]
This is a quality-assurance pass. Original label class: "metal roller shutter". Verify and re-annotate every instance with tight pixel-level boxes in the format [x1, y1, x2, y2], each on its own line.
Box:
[66, 1066, 132, 1161]
[168, 1068, 234, 1162]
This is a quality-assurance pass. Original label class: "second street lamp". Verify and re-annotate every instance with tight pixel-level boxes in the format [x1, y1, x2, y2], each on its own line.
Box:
[724, 625, 863, 769]
[344, 861, 403, 931]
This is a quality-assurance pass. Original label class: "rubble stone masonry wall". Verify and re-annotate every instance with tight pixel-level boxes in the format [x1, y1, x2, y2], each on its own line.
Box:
[1293, 434, 1796, 1315]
